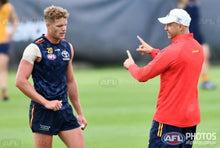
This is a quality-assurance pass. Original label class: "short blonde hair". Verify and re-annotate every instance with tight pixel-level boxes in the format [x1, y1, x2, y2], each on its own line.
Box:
[44, 5, 69, 22]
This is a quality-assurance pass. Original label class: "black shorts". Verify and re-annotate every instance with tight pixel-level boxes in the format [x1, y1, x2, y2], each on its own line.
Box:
[29, 103, 80, 135]
[148, 120, 197, 148]
[0, 43, 10, 55]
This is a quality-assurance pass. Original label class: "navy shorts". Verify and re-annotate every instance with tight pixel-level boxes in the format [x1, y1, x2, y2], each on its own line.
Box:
[148, 120, 197, 148]
[29, 103, 80, 135]
[0, 43, 10, 55]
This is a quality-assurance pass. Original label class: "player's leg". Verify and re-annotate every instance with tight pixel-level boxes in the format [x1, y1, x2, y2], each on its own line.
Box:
[30, 105, 55, 148]
[0, 53, 9, 100]
[33, 133, 53, 148]
[201, 43, 216, 89]
[201, 43, 210, 79]
[57, 105, 84, 148]
[58, 127, 85, 148]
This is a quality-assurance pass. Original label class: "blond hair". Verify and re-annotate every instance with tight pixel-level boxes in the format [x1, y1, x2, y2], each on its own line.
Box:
[44, 5, 69, 22]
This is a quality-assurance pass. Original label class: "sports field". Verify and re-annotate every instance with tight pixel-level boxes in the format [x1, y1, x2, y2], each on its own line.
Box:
[0, 65, 219, 148]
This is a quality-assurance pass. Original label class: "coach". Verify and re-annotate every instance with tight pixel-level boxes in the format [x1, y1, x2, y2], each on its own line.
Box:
[124, 8, 204, 148]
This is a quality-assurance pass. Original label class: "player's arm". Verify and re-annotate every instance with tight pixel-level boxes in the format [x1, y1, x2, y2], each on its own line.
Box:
[8, 4, 19, 41]
[15, 44, 62, 111]
[67, 43, 87, 130]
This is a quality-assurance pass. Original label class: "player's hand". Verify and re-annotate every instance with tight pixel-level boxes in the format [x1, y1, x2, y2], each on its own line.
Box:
[136, 35, 153, 55]
[44, 100, 62, 111]
[77, 115, 87, 130]
[123, 50, 135, 69]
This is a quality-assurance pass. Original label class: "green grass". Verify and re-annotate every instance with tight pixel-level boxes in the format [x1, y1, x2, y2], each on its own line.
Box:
[0, 65, 219, 148]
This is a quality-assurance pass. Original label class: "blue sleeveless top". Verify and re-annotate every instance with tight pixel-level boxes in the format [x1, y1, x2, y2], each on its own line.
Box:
[31, 35, 72, 108]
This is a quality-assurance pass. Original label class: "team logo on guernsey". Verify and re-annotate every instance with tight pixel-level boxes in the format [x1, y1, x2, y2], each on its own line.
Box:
[61, 50, 70, 61]
[55, 48, 60, 52]
[47, 53, 57, 60]
[47, 47, 53, 53]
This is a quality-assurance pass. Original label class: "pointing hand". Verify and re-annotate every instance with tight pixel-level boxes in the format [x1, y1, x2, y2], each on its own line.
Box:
[123, 50, 135, 69]
[136, 35, 153, 55]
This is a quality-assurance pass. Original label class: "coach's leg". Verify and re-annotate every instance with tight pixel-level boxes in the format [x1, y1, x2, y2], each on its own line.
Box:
[148, 120, 184, 148]
[183, 126, 197, 148]
[33, 133, 53, 148]
[148, 121, 162, 148]
[58, 127, 85, 148]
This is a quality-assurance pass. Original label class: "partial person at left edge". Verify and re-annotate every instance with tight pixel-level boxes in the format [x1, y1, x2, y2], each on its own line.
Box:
[0, 0, 19, 101]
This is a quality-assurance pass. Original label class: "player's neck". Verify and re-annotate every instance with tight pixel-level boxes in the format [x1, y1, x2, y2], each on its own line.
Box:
[45, 34, 60, 44]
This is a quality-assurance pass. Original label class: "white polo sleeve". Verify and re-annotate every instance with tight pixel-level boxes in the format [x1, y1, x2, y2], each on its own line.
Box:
[22, 43, 42, 64]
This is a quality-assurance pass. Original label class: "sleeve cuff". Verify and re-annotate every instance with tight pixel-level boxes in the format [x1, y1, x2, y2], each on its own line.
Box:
[150, 49, 160, 58]
[127, 64, 137, 71]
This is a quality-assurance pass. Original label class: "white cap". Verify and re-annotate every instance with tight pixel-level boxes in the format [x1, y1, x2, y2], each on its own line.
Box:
[158, 8, 191, 27]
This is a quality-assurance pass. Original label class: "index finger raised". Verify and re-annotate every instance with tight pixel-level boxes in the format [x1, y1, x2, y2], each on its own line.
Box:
[137, 35, 145, 45]
[126, 50, 132, 58]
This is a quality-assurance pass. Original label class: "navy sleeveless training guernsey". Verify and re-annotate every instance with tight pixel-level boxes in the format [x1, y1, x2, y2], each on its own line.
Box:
[31, 35, 71, 109]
